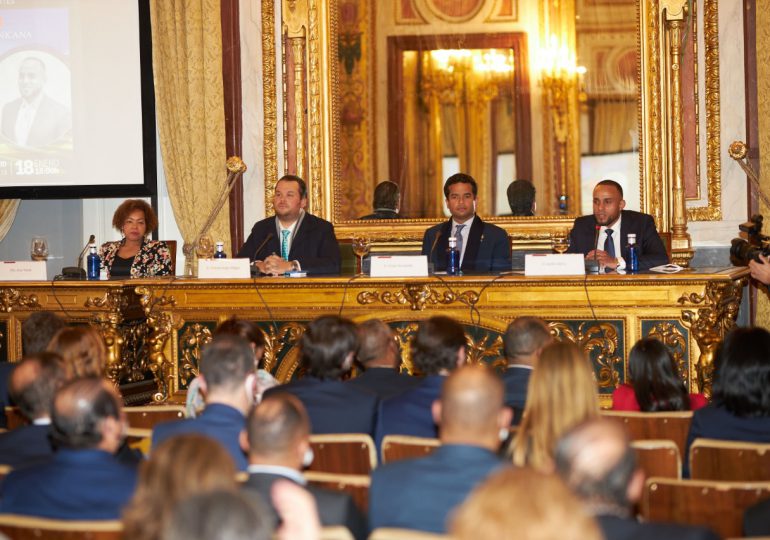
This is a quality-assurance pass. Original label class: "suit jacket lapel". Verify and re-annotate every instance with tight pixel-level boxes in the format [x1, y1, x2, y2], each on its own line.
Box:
[287, 213, 308, 260]
[433, 220, 453, 267]
[462, 217, 484, 271]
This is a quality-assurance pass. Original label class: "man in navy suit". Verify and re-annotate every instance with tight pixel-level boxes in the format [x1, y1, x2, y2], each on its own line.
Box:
[501, 316, 552, 425]
[237, 175, 340, 275]
[242, 393, 367, 539]
[153, 335, 257, 470]
[555, 418, 719, 540]
[264, 316, 378, 436]
[374, 316, 466, 449]
[421, 173, 511, 273]
[0, 352, 67, 467]
[0, 377, 137, 520]
[567, 179, 669, 271]
[369, 364, 511, 533]
[346, 319, 418, 401]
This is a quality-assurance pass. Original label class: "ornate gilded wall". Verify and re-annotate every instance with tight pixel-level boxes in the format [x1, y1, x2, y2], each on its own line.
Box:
[757, 0, 770, 326]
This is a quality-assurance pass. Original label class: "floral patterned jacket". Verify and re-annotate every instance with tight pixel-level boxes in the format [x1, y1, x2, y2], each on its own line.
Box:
[99, 239, 172, 278]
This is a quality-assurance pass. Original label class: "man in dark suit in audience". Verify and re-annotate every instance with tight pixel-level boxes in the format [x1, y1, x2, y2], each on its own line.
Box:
[359, 181, 400, 220]
[237, 174, 340, 275]
[264, 316, 378, 436]
[421, 173, 511, 273]
[501, 316, 552, 424]
[0, 352, 67, 467]
[153, 335, 256, 470]
[567, 179, 669, 271]
[242, 392, 367, 539]
[369, 364, 511, 533]
[554, 418, 719, 540]
[346, 319, 418, 400]
[374, 316, 466, 448]
[0, 377, 137, 519]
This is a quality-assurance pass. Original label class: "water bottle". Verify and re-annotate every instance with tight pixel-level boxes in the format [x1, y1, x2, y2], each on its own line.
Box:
[86, 244, 100, 280]
[626, 233, 639, 273]
[214, 241, 227, 259]
[447, 236, 460, 275]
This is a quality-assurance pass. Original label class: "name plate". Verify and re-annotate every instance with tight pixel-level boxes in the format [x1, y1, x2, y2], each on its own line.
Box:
[0, 261, 47, 281]
[198, 258, 251, 279]
[370, 255, 429, 277]
[525, 253, 585, 276]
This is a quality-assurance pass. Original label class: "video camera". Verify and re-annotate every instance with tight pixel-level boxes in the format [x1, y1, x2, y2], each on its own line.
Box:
[730, 214, 770, 265]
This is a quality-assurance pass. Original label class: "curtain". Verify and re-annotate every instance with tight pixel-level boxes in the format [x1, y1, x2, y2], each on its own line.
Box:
[0, 200, 19, 243]
[149, 0, 230, 249]
[591, 101, 637, 155]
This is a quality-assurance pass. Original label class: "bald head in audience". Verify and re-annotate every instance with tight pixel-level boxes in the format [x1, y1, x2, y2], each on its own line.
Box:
[433, 364, 512, 450]
[357, 319, 400, 369]
[503, 316, 552, 368]
[10, 352, 66, 422]
[246, 393, 311, 470]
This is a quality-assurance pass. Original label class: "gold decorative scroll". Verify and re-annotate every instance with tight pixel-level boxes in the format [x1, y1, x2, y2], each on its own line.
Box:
[357, 284, 480, 311]
[136, 286, 178, 401]
[284, 0, 309, 180]
[550, 321, 621, 389]
[0, 289, 40, 313]
[263, 0, 278, 217]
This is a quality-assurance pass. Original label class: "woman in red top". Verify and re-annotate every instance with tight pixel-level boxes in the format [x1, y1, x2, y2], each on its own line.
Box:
[612, 338, 708, 411]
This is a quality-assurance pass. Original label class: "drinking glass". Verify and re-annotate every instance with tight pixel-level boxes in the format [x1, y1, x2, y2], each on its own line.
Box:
[30, 237, 49, 261]
[351, 237, 371, 275]
[551, 232, 570, 254]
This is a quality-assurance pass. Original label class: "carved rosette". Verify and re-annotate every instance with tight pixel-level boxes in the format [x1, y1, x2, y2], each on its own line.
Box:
[179, 324, 214, 388]
[550, 321, 621, 389]
[646, 322, 688, 384]
[466, 333, 505, 369]
[268, 322, 307, 382]
[678, 279, 745, 396]
[0, 288, 40, 313]
[357, 284, 480, 311]
[135, 286, 178, 402]
[85, 290, 126, 311]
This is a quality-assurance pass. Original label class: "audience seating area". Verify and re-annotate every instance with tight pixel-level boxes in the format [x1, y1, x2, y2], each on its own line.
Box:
[0, 514, 123, 540]
[122, 404, 186, 431]
[690, 439, 770, 482]
[308, 434, 378, 475]
[601, 410, 693, 457]
[381, 435, 440, 464]
[305, 471, 371, 513]
[631, 439, 681, 479]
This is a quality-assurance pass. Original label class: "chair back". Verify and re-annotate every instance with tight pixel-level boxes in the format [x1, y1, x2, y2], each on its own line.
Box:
[320, 526, 355, 540]
[631, 439, 681, 479]
[642, 478, 770, 539]
[0, 514, 123, 540]
[381, 435, 440, 464]
[369, 528, 450, 540]
[601, 410, 693, 457]
[124, 404, 186, 430]
[307, 434, 377, 475]
[165, 240, 177, 275]
[125, 427, 152, 457]
[305, 471, 370, 513]
[4, 407, 28, 430]
[690, 438, 770, 481]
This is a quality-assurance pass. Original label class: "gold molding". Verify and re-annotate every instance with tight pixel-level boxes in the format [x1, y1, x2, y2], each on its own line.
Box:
[357, 284, 480, 311]
[263, 0, 278, 217]
[0, 288, 40, 313]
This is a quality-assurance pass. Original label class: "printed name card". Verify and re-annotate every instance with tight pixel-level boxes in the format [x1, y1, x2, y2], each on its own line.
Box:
[198, 258, 251, 279]
[525, 254, 585, 276]
[0, 261, 47, 281]
[370, 255, 429, 277]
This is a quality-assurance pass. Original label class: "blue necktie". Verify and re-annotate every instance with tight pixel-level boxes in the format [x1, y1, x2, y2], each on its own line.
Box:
[454, 224, 466, 261]
[280, 229, 290, 261]
[603, 229, 616, 258]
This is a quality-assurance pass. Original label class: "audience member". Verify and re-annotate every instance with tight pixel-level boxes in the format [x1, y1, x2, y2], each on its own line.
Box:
[123, 434, 240, 540]
[451, 467, 603, 540]
[163, 490, 273, 540]
[46, 325, 107, 378]
[0, 352, 66, 467]
[264, 316, 377, 436]
[744, 496, 770, 537]
[359, 180, 400, 220]
[22, 311, 67, 356]
[152, 335, 256, 470]
[511, 341, 599, 470]
[555, 418, 719, 540]
[0, 377, 136, 519]
[613, 337, 707, 411]
[501, 316, 552, 423]
[369, 364, 511, 533]
[375, 316, 466, 447]
[347, 319, 418, 400]
[506, 179, 537, 216]
[242, 393, 367, 539]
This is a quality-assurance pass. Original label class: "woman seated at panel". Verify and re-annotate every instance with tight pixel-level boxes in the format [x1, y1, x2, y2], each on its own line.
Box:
[100, 199, 172, 278]
[612, 338, 708, 412]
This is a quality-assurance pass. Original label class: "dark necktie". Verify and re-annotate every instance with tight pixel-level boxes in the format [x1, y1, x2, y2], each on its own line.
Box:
[603, 229, 616, 258]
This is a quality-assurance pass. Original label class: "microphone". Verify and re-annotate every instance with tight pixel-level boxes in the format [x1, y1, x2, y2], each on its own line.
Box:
[428, 230, 442, 273]
[250, 233, 274, 276]
[62, 234, 95, 279]
[585, 225, 601, 273]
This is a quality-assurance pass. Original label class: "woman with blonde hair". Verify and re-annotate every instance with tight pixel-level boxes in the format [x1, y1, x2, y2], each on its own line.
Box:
[510, 341, 599, 470]
[123, 433, 239, 540]
[46, 326, 108, 379]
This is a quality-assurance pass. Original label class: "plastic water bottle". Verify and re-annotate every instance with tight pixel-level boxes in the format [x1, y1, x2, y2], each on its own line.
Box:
[626, 234, 639, 273]
[214, 241, 227, 259]
[86, 244, 100, 280]
[447, 236, 460, 275]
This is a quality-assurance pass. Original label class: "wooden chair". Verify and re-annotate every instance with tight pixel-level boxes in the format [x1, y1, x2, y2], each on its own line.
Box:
[305, 471, 371, 513]
[0, 465, 11, 483]
[125, 427, 152, 456]
[690, 439, 770, 481]
[601, 410, 693, 457]
[632, 439, 681, 479]
[320, 525, 355, 540]
[642, 478, 770, 539]
[0, 514, 123, 540]
[307, 434, 377, 475]
[4, 406, 28, 430]
[381, 435, 440, 464]
[368, 528, 449, 540]
[123, 404, 185, 430]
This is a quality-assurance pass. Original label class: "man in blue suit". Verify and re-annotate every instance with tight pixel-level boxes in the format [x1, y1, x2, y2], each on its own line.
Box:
[375, 316, 466, 449]
[264, 316, 378, 436]
[369, 364, 512, 533]
[0, 377, 137, 520]
[421, 173, 511, 273]
[153, 335, 257, 470]
[0, 352, 67, 467]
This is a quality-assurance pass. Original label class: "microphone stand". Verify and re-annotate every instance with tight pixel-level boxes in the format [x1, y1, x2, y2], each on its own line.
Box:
[182, 157, 248, 277]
